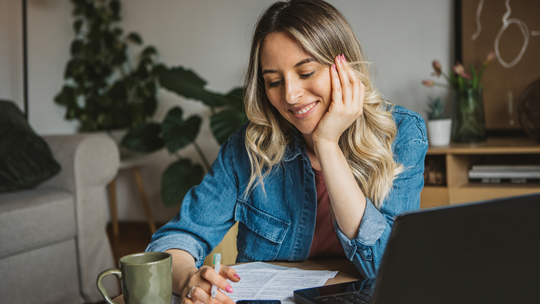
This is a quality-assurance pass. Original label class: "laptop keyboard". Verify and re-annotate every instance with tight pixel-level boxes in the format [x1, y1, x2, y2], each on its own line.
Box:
[315, 292, 371, 304]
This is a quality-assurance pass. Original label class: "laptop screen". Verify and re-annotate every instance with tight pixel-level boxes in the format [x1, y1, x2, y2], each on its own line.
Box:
[371, 192, 540, 303]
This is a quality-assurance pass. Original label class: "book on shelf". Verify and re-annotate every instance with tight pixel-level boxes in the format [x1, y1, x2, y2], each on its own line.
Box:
[468, 164, 540, 179]
[470, 165, 540, 171]
[468, 171, 540, 179]
[469, 178, 540, 184]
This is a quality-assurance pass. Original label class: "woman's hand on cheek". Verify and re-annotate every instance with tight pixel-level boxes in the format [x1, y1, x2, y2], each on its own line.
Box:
[312, 54, 365, 146]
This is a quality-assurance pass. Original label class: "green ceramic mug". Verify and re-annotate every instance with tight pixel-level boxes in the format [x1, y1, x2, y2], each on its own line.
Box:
[97, 252, 172, 304]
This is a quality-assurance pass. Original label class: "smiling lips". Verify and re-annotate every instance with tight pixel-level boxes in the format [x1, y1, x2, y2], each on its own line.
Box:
[291, 102, 317, 116]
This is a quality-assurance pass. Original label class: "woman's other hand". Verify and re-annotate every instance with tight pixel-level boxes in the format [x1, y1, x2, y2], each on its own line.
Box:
[312, 54, 365, 146]
[166, 249, 240, 304]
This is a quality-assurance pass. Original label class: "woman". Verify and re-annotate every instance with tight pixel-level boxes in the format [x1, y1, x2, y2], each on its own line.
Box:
[146, 1, 428, 304]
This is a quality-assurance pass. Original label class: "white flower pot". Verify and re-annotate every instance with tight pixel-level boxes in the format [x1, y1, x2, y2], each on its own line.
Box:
[427, 119, 452, 146]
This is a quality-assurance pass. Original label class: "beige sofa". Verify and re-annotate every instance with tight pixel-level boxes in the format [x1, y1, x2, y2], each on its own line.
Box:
[0, 133, 120, 303]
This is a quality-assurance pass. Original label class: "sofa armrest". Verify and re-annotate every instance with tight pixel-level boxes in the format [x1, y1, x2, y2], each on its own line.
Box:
[41, 133, 119, 193]
[41, 133, 120, 302]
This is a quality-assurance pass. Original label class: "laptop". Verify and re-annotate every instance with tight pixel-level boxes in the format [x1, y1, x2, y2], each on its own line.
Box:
[294, 193, 540, 304]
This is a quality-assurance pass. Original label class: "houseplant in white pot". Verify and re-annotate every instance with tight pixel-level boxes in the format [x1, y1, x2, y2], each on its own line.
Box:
[422, 54, 495, 143]
[425, 96, 451, 146]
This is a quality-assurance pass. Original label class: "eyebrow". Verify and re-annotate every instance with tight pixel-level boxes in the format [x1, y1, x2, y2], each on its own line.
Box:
[261, 57, 317, 75]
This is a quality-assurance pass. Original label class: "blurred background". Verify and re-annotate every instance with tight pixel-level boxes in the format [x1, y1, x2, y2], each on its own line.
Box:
[0, 0, 452, 224]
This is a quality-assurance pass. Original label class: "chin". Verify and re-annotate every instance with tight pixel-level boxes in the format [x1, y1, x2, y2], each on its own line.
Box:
[294, 124, 316, 135]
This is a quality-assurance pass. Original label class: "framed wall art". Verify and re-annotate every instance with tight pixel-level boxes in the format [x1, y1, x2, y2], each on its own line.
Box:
[456, 0, 540, 132]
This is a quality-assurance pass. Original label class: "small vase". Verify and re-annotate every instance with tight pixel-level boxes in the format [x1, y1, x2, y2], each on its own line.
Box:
[451, 88, 486, 143]
[427, 118, 452, 146]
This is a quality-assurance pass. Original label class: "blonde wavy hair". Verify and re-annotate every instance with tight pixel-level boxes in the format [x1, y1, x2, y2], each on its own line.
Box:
[244, 0, 403, 208]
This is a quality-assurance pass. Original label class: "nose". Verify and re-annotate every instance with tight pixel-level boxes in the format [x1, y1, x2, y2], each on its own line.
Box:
[285, 77, 303, 105]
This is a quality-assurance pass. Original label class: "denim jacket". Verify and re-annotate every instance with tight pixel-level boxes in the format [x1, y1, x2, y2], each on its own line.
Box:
[146, 105, 428, 279]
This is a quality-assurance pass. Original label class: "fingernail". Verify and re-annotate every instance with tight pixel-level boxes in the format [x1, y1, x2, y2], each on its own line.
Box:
[332, 64, 336, 71]
[233, 274, 241, 279]
[342, 54, 346, 62]
[225, 285, 233, 293]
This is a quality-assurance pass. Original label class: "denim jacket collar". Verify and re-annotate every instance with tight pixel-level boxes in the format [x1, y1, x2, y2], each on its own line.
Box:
[283, 128, 309, 162]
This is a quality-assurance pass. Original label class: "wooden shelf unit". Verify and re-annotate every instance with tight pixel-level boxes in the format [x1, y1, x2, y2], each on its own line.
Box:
[420, 137, 540, 208]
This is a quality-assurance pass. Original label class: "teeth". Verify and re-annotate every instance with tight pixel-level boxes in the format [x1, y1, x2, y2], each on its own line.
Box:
[292, 103, 315, 114]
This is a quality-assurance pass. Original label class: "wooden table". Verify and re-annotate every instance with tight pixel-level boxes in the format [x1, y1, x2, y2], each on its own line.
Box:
[112, 257, 360, 303]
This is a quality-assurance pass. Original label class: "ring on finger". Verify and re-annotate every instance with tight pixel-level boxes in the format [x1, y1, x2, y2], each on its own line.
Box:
[187, 286, 197, 299]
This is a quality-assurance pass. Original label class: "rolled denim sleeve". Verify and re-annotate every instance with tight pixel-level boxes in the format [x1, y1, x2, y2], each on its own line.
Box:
[145, 138, 240, 268]
[336, 109, 428, 279]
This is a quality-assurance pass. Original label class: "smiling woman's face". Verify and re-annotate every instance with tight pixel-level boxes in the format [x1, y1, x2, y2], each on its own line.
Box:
[260, 32, 332, 135]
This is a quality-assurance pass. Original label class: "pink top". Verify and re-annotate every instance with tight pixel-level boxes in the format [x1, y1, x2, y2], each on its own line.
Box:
[308, 168, 346, 258]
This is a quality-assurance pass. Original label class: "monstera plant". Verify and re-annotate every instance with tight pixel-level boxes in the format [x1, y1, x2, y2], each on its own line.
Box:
[121, 65, 247, 207]
[55, 0, 160, 132]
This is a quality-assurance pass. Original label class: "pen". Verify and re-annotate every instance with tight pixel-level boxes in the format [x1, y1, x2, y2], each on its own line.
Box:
[211, 253, 221, 298]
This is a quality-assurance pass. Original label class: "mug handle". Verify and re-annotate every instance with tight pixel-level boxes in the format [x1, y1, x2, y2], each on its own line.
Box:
[97, 268, 122, 304]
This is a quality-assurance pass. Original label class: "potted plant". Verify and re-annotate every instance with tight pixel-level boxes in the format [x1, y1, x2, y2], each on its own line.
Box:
[121, 65, 247, 207]
[422, 53, 495, 143]
[54, 0, 160, 142]
[425, 97, 451, 147]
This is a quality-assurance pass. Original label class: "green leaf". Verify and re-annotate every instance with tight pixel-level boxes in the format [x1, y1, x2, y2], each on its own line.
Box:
[143, 97, 157, 116]
[157, 65, 206, 87]
[161, 158, 204, 207]
[70, 40, 84, 56]
[73, 19, 83, 34]
[152, 64, 167, 76]
[142, 45, 158, 58]
[120, 122, 165, 153]
[210, 108, 248, 145]
[97, 112, 114, 130]
[470, 65, 478, 89]
[127, 102, 146, 127]
[224, 87, 245, 112]
[157, 66, 228, 107]
[64, 58, 83, 79]
[449, 70, 458, 90]
[109, 0, 121, 18]
[126, 32, 143, 45]
[145, 81, 157, 97]
[54, 85, 76, 106]
[135, 62, 150, 79]
[107, 80, 127, 100]
[103, 30, 116, 49]
[161, 107, 202, 153]
[112, 27, 123, 37]
[71, 0, 86, 8]
[71, 0, 85, 15]
[83, 3, 95, 19]
[135, 58, 152, 77]
[111, 44, 128, 65]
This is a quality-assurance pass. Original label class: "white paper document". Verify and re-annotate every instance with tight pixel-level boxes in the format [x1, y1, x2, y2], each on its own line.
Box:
[228, 262, 338, 304]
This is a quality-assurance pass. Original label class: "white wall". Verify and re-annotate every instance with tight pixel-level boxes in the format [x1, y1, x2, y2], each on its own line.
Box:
[5, 0, 452, 223]
[0, 0, 24, 110]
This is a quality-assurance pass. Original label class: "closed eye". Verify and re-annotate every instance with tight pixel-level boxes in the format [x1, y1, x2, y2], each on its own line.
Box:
[268, 71, 315, 88]
[269, 80, 281, 88]
[300, 71, 315, 78]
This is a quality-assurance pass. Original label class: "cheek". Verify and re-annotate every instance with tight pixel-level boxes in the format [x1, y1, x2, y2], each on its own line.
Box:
[312, 73, 332, 102]
[266, 90, 280, 109]
[265, 90, 290, 117]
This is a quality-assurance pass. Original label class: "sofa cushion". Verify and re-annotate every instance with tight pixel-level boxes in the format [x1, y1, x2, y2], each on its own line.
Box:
[0, 188, 76, 258]
[0, 100, 61, 194]
[0, 239, 81, 304]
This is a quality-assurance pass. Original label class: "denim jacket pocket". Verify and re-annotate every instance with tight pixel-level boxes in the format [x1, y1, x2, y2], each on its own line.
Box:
[234, 200, 291, 261]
